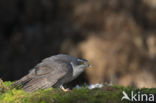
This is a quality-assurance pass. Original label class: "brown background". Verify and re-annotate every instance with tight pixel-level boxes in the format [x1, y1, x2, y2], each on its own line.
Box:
[0, 0, 156, 88]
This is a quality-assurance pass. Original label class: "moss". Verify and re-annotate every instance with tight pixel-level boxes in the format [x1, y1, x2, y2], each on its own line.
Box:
[0, 79, 156, 103]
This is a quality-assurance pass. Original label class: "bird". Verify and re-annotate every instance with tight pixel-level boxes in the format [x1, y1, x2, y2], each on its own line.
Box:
[11, 54, 91, 92]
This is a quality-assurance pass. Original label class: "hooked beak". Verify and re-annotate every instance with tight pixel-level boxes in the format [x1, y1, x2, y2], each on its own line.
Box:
[88, 64, 92, 68]
[80, 59, 91, 68]
[86, 62, 91, 68]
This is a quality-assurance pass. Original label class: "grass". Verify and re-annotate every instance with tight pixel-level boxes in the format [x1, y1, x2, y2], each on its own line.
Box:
[0, 79, 156, 103]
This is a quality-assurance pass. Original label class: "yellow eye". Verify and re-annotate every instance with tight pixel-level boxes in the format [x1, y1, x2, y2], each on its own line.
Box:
[77, 59, 85, 64]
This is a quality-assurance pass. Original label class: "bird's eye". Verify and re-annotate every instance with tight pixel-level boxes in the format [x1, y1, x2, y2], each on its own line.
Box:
[77, 59, 85, 64]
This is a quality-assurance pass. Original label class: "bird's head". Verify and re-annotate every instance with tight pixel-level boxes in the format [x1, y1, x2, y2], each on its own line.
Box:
[77, 58, 91, 68]
[70, 58, 91, 72]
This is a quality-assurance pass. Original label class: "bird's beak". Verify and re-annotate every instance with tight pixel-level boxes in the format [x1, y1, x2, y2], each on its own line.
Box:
[87, 63, 92, 68]
[84, 60, 91, 68]
[88, 64, 92, 68]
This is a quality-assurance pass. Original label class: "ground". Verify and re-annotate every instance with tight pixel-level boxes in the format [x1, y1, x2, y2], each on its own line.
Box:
[0, 80, 156, 103]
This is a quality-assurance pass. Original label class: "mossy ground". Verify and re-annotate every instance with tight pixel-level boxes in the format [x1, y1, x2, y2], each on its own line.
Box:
[0, 80, 156, 103]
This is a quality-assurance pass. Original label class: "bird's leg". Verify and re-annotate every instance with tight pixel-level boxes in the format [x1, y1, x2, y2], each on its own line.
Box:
[60, 85, 70, 92]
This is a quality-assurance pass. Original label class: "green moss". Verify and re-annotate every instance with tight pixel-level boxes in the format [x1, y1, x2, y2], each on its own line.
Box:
[0, 79, 156, 103]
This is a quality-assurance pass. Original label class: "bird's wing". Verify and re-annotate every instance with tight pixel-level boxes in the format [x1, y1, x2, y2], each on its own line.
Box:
[34, 60, 71, 75]
[23, 61, 72, 92]
[11, 63, 57, 88]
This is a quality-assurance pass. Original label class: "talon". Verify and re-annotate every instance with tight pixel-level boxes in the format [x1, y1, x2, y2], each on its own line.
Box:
[60, 85, 70, 92]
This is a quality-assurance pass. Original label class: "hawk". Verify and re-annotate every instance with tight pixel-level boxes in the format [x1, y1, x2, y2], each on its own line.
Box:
[12, 54, 90, 92]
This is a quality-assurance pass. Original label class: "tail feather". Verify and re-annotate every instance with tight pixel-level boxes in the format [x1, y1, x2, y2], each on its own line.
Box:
[11, 74, 33, 88]
[23, 77, 53, 92]
[11, 74, 57, 92]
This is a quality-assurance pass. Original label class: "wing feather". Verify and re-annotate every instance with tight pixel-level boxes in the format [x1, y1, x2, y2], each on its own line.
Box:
[12, 57, 73, 92]
[22, 61, 72, 92]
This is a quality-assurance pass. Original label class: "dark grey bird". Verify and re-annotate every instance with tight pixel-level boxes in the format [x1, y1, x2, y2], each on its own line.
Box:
[11, 54, 90, 92]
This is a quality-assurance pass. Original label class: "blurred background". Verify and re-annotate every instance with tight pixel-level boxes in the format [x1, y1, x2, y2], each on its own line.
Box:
[0, 0, 156, 88]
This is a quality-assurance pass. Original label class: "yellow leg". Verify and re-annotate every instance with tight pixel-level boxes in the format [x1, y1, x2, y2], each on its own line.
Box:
[60, 85, 70, 92]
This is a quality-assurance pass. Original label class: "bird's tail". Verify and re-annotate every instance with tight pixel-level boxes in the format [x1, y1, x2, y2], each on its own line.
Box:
[11, 74, 33, 88]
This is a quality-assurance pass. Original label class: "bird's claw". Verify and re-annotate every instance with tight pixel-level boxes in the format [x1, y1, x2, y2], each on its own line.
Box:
[60, 85, 70, 92]
[62, 88, 70, 92]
